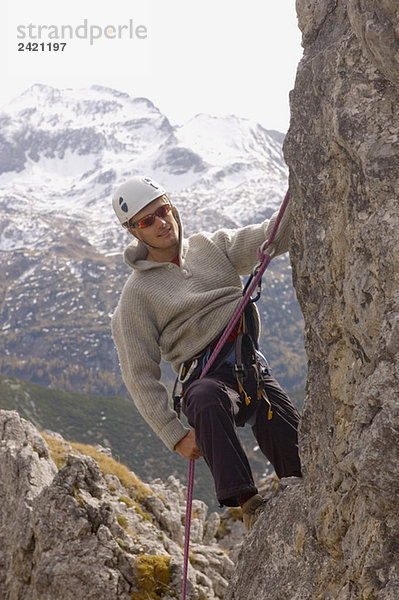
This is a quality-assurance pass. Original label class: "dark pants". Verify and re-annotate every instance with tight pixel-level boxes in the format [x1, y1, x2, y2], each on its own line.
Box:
[182, 362, 302, 507]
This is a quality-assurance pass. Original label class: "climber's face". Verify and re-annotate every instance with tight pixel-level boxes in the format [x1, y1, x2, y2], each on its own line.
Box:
[127, 196, 179, 256]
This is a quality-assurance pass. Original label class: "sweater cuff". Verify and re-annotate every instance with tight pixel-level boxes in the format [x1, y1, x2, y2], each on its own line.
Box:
[159, 419, 191, 452]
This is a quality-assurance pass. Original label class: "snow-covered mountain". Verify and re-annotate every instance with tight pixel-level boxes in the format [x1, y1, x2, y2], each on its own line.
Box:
[0, 84, 287, 250]
[0, 84, 305, 396]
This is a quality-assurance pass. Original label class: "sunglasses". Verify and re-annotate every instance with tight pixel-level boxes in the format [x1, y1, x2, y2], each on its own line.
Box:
[124, 203, 173, 230]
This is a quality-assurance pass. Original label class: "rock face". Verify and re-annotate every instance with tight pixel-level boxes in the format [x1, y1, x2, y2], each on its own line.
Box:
[0, 410, 244, 600]
[227, 2, 399, 599]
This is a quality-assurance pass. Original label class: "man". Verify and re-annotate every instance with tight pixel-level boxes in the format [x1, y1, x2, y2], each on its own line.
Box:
[111, 175, 301, 529]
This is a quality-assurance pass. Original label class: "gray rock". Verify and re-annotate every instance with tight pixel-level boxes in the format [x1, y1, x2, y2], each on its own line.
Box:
[0, 410, 240, 599]
[226, 1, 399, 598]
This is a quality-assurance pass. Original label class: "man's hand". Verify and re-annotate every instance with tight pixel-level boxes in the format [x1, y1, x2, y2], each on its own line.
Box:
[174, 430, 202, 459]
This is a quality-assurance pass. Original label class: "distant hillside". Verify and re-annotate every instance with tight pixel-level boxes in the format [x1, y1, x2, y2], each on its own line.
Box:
[0, 373, 304, 510]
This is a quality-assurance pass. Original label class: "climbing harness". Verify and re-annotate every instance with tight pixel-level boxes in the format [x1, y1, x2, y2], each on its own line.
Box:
[180, 190, 290, 600]
[233, 330, 274, 424]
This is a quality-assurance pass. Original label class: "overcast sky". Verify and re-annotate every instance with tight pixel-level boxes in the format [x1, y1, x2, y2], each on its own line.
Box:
[2, 1, 303, 133]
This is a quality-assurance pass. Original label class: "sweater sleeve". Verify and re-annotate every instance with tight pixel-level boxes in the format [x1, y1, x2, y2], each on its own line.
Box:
[210, 199, 291, 275]
[111, 283, 190, 451]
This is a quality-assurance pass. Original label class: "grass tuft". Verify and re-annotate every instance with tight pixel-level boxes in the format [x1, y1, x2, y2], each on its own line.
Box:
[132, 555, 171, 600]
[42, 433, 153, 501]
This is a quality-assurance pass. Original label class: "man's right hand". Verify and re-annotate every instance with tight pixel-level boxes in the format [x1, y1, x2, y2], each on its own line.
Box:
[174, 430, 202, 459]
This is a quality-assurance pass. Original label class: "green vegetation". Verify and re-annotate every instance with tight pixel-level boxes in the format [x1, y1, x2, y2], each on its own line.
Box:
[116, 514, 128, 529]
[70, 441, 153, 501]
[119, 496, 134, 508]
[73, 482, 85, 506]
[42, 432, 153, 529]
[132, 555, 171, 600]
[133, 503, 152, 523]
[42, 433, 152, 502]
[40, 434, 71, 469]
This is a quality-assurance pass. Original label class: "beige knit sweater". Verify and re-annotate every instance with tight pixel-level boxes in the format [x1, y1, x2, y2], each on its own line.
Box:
[111, 202, 291, 451]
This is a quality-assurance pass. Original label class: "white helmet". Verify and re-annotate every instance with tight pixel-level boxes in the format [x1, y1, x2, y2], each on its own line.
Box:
[112, 176, 166, 225]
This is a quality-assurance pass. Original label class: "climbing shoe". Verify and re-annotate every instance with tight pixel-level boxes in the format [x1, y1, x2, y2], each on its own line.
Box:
[241, 493, 266, 530]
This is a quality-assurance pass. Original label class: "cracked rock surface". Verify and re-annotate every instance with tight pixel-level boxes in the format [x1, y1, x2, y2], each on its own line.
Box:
[0, 410, 244, 600]
[226, 1, 399, 599]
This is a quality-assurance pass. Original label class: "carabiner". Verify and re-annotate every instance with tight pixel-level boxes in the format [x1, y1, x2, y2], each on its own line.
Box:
[178, 358, 198, 384]
[243, 271, 262, 303]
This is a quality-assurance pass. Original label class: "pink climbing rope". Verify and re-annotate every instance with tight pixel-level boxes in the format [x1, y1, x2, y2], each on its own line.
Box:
[181, 190, 290, 600]
[181, 458, 195, 600]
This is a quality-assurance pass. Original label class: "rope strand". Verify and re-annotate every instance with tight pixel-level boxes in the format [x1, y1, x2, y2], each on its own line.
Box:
[181, 459, 195, 600]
